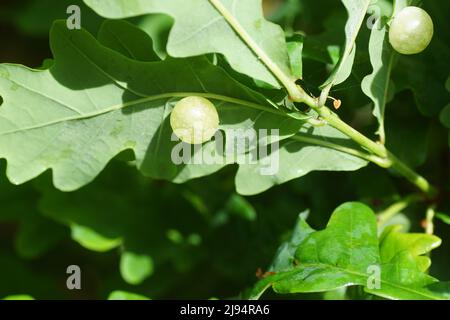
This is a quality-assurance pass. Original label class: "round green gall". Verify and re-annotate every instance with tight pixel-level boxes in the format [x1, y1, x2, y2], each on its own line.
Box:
[170, 96, 220, 144]
[389, 6, 434, 55]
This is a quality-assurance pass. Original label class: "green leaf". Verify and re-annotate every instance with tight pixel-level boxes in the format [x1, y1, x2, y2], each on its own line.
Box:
[288, 202, 379, 291]
[108, 290, 150, 300]
[235, 124, 368, 195]
[84, 0, 293, 88]
[71, 224, 122, 252]
[379, 225, 441, 272]
[361, 18, 394, 143]
[248, 202, 377, 298]
[0, 21, 297, 191]
[0, 21, 370, 195]
[321, 0, 372, 90]
[365, 225, 441, 300]
[97, 20, 160, 62]
[249, 202, 447, 300]
[120, 251, 154, 285]
[364, 251, 438, 300]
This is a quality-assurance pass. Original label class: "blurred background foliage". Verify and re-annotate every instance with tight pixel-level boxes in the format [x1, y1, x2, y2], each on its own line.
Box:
[0, 0, 448, 299]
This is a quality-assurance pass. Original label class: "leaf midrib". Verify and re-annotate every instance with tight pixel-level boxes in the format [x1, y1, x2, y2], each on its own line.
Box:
[0, 91, 281, 136]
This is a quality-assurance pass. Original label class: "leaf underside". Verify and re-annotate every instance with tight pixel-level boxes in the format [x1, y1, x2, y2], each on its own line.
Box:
[83, 0, 292, 88]
[0, 21, 367, 194]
